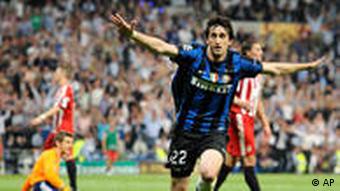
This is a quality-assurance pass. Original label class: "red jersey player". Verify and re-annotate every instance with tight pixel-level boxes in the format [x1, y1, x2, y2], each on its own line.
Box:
[30, 64, 77, 191]
[228, 73, 271, 159]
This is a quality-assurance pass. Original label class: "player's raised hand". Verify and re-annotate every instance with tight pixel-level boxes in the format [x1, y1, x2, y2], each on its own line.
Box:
[110, 13, 137, 37]
[310, 54, 330, 68]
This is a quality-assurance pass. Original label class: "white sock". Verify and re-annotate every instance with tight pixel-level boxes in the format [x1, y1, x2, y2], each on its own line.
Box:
[195, 177, 214, 191]
[0, 161, 4, 174]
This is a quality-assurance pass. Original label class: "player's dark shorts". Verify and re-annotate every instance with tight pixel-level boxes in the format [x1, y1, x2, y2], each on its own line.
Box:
[33, 181, 58, 191]
[166, 130, 227, 178]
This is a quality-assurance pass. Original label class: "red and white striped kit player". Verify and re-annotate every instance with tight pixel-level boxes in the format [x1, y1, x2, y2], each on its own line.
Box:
[44, 84, 74, 150]
[232, 76, 262, 117]
[53, 84, 75, 133]
[227, 75, 262, 157]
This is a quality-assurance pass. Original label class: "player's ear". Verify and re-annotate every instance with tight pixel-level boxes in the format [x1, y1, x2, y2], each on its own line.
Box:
[55, 140, 61, 147]
[227, 38, 233, 46]
[204, 31, 210, 44]
[205, 37, 209, 44]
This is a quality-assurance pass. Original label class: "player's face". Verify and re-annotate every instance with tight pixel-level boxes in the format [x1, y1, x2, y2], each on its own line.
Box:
[53, 68, 62, 84]
[57, 136, 73, 157]
[247, 43, 263, 61]
[206, 26, 232, 58]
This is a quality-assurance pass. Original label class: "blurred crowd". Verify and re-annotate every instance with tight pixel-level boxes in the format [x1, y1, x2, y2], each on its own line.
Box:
[0, 0, 339, 174]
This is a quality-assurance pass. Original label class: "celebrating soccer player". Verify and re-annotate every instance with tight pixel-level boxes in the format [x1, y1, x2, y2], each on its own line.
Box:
[109, 13, 325, 191]
[22, 132, 73, 191]
[29, 64, 77, 191]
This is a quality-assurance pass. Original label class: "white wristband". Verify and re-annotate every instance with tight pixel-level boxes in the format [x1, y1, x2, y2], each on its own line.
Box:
[39, 114, 46, 121]
[131, 30, 136, 38]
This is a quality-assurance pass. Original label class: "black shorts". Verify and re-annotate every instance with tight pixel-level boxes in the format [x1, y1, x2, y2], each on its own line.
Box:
[167, 130, 227, 178]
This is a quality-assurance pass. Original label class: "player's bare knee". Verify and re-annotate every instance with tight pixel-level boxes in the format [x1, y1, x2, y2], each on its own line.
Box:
[171, 178, 188, 191]
[244, 155, 256, 166]
[225, 161, 233, 167]
[226, 155, 238, 167]
[171, 183, 186, 191]
[200, 169, 216, 182]
[172, 184, 187, 191]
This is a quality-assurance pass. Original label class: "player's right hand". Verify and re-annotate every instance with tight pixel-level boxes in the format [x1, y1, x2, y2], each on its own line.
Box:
[240, 101, 251, 112]
[61, 185, 71, 191]
[29, 118, 42, 127]
[110, 13, 136, 37]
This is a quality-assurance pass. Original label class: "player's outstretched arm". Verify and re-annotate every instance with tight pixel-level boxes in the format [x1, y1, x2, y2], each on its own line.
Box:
[110, 13, 178, 57]
[262, 56, 326, 75]
[29, 106, 60, 127]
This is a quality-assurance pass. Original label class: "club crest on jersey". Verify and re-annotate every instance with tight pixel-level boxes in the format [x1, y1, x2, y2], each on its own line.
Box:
[198, 70, 232, 84]
[222, 75, 231, 83]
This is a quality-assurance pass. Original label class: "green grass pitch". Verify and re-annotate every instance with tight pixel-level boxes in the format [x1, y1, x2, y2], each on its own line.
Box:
[1, 173, 339, 191]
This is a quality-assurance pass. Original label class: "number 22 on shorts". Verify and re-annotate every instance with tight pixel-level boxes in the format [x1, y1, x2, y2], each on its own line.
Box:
[169, 150, 187, 165]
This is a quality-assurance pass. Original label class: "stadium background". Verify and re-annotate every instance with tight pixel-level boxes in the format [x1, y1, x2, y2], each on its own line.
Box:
[0, 0, 339, 190]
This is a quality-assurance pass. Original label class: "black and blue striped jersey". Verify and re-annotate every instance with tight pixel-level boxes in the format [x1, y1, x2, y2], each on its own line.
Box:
[171, 43, 262, 134]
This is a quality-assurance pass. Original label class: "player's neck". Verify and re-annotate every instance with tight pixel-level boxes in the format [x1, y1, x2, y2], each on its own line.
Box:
[207, 47, 227, 62]
[58, 78, 69, 86]
[53, 147, 62, 159]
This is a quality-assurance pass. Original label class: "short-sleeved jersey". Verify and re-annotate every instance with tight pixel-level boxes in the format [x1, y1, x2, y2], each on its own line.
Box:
[105, 128, 119, 151]
[171, 44, 262, 134]
[230, 76, 262, 117]
[53, 84, 74, 133]
[22, 148, 65, 191]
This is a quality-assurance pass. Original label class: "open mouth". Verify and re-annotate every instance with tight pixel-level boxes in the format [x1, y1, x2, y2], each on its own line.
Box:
[214, 46, 222, 51]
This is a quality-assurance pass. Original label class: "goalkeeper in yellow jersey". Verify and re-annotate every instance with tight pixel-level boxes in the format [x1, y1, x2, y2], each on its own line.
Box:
[22, 132, 73, 191]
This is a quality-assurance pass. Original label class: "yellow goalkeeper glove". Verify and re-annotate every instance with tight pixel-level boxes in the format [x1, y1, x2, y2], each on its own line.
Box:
[61, 185, 71, 191]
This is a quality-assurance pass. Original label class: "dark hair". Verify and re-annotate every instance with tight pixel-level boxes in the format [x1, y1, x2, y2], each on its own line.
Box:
[241, 38, 258, 56]
[205, 16, 234, 39]
[54, 131, 73, 143]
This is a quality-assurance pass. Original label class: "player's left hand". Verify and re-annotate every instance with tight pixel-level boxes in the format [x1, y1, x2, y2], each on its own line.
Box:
[310, 55, 330, 68]
[263, 126, 272, 142]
